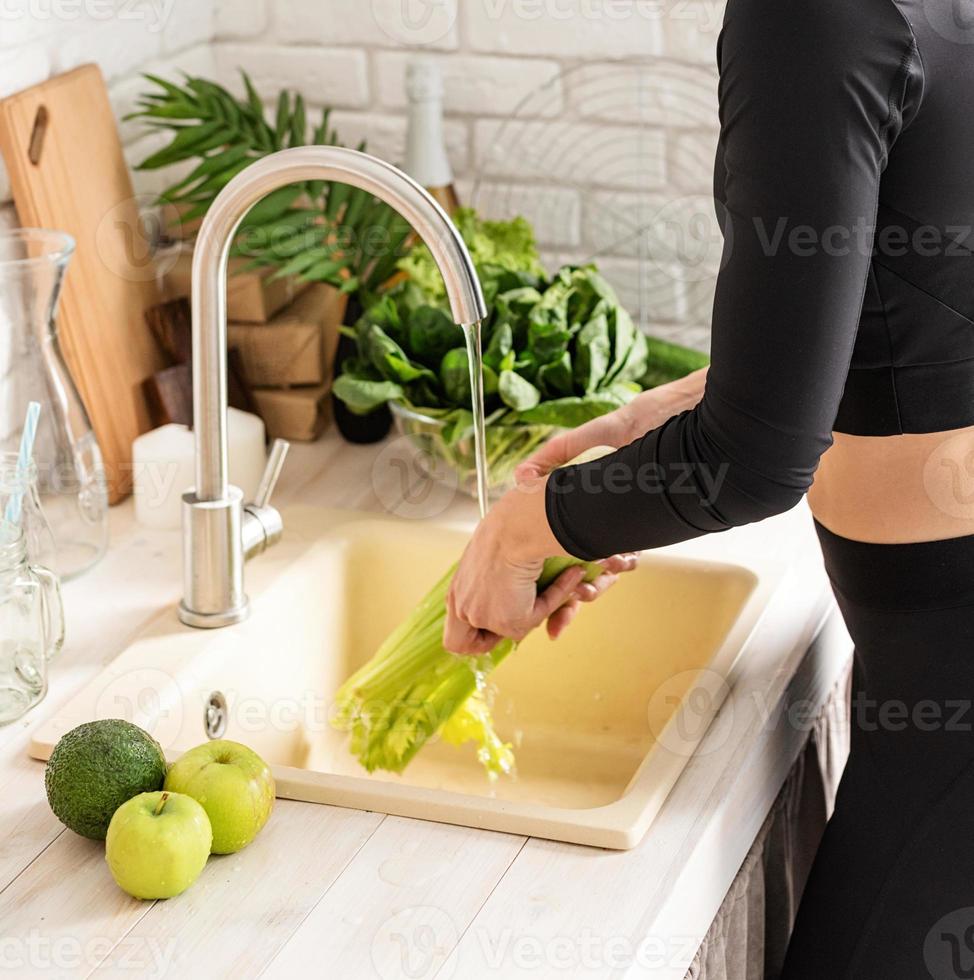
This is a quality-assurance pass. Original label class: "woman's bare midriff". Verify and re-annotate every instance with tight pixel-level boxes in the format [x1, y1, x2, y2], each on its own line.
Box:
[808, 425, 974, 543]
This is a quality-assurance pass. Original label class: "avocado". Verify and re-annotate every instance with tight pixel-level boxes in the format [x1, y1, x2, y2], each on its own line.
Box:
[44, 720, 168, 840]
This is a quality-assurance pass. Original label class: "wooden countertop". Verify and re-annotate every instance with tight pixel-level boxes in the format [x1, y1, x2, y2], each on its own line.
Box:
[0, 433, 852, 979]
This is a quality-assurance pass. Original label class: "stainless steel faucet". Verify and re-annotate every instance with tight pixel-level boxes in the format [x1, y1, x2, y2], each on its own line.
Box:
[179, 146, 487, 628]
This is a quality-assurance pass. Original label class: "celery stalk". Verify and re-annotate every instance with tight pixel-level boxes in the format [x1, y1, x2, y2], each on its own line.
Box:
[332, 556, 601, 777]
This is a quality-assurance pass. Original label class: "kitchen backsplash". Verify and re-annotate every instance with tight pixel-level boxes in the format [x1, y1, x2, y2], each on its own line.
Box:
[0, 0, 724, 352]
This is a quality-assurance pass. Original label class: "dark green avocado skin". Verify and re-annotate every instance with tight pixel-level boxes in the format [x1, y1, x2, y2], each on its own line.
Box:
[45, 720, 168, 839]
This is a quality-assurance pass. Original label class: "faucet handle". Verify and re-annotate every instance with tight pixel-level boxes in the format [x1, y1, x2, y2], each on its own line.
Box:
[253, 439, 289, 508]
[242, 439, 289, 561]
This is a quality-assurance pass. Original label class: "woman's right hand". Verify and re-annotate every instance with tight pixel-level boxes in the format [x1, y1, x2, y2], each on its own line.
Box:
[514, 367, 709, 486]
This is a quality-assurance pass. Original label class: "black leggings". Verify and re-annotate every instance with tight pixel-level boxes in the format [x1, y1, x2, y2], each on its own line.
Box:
[781, 523, 974, 980]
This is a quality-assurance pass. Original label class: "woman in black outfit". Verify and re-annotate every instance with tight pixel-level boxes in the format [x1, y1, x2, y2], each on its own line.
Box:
[443, 0, 974, 975]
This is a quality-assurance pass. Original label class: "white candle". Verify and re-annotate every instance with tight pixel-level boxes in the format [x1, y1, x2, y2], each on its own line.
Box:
[132, 408, 267, 530]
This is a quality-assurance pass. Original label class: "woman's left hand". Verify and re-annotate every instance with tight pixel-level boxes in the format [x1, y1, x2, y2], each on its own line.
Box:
[443, 477, 638, 655]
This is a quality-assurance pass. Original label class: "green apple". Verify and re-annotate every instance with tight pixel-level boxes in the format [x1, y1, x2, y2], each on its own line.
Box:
[164, 739, 275, 854]
[106, 791, 212, 899]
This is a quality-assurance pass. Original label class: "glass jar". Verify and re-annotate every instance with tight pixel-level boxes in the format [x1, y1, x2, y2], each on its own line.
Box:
[0, 519, 64, 725]
[0, 454, 57, 570]
[0, 230, 108, 579]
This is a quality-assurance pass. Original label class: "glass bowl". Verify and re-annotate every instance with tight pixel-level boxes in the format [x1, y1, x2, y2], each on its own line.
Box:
[389, 401, 558, 499]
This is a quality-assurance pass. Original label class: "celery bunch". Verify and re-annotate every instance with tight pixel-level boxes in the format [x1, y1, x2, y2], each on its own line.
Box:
[332, 556, 601, 777]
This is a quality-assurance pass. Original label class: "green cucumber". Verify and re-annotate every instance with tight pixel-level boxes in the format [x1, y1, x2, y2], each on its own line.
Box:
[639, 336, 709, 388]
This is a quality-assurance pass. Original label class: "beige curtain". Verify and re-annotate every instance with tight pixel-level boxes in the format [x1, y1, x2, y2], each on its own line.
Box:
[685, 667, 851, 980]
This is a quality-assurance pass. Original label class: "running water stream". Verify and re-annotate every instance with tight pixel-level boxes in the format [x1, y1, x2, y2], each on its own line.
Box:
[462, 320, 490, 519]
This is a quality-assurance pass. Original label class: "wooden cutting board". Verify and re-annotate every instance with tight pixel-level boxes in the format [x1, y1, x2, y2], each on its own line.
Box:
[0, 64, 165, 503]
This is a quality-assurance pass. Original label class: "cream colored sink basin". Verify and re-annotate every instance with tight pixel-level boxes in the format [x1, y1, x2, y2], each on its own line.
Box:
[32, 506, 773, 848]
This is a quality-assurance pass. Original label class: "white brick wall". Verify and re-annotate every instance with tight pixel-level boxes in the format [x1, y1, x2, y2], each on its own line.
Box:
[274, 0, 460, 51]
[0, 0, 726, 388]
[208, 0, 725, 335]
[0, 3, 216, 201]
[0, 0, 216, 403]
[464, 1, 664, 59]
[214, 43, 370, 108]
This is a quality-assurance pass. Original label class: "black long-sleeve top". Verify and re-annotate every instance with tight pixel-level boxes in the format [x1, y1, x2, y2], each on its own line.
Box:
[547, 0, 974, 560]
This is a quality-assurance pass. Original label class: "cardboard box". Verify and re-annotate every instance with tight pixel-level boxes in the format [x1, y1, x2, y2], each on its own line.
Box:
[226, 283, 348, 387]
[228, 321, 322, 387]
[157, 246, 310, 323]
[252, 384, 333, 442]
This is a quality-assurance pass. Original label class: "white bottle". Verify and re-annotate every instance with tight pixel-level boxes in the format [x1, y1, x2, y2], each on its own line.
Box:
[404, 58, 460, 214]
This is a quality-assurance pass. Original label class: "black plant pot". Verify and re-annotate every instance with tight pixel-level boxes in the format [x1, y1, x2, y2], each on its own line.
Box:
[331, 295, 393, 444]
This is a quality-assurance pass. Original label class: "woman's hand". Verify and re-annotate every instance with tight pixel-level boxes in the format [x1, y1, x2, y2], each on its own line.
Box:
[442, 474, 638, 654]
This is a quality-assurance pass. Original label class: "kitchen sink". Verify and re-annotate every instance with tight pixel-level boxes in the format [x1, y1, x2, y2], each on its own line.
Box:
[31, 506, 773, 848]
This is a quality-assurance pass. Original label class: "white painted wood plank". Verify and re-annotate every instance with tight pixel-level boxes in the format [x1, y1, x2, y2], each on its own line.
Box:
[261, 816, 527, 980]
[88, 800, 384, 979]
[0, 826, 154, 979]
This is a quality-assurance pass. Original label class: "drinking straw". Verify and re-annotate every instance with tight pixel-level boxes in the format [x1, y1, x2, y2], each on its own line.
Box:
[3, 401, 41, 527]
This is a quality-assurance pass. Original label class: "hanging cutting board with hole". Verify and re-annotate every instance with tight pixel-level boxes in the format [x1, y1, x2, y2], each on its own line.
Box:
[0, 64, 165, 503]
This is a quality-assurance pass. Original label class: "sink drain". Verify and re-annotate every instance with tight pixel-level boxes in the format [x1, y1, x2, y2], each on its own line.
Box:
[204, 691, 228, 739]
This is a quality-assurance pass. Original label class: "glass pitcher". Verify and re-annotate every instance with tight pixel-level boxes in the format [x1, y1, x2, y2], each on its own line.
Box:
[0, 519, 64, 725]
[0, 230, 108, 579]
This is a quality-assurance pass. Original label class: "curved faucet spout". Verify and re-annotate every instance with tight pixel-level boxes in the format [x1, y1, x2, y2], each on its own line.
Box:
[191, 145, 486, 501]
[180, 146, 487, 628]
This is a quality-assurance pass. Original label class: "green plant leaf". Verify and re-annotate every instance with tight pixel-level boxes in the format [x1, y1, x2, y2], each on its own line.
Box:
[290, 93, 307, 147]
[333, 376, 404, 414]
[440, 347, 471, 405]
[408, 306, 459, 367]
[574, 312, 611, 392]
[274, 91, 291, 145]
[512, 393, 626, 427]
[498, 370, 541, 411]
[483, 321, 513, 372]
[537, 351, 573, 398]
[136, 120, 231, 169]
[603, 306, 637, 386]
[242, 185, 304, 227]
[368, 324, 436, 385]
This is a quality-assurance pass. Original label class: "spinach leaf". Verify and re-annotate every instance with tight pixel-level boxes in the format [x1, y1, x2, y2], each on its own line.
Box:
[483, 321, 513, 372]
[333, 376, 404, 414]
[499, 370, 541, 411]
[527, 318, 572, 362]
[487, 266, 544, 294]
[440, 347, 471, 405]
[537, 351, 573, 398]
[513, 350, 540, 384]
[483, 363, 500, 397]
[363, 294, 404, 345]
[574, 313, 611, 392]
[408, 306, 459, 367]
[512, 392, 628, 427]
[365, 323, 435, 385]
[495, 287, 542, 329]
[603, 306, 636, 387]
[611, 325, 649, 386]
